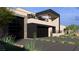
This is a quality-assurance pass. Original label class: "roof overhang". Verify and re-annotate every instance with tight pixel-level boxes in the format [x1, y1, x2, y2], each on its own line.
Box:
[36, 9, 60, 19]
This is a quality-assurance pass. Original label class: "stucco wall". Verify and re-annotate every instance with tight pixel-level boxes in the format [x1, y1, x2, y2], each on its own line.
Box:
[53, 33, 65, 37]
[48, 27, 52, 37]
[27, 17, 60, 37]
[11, 8, 35, 17]
[27, 17, 60, 32]
[4, 8, 60, 38]
[51, 17, 60, 33]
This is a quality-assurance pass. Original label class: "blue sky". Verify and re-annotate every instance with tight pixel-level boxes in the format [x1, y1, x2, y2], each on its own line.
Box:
[21, 7, 79, 26]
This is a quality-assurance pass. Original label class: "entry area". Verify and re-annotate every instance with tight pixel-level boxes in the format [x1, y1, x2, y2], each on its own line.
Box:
[27, 23, 49, 38]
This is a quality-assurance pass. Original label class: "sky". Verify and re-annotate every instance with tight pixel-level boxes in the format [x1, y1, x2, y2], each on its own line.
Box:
[21, 7, 79, 26]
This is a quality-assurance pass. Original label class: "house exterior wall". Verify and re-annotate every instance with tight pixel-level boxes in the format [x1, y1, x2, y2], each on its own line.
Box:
[27, 17, 59, 28]
[52, 25, 66, 37]
[12, 8, 60, 38]
[51, 17, 60, 33]
[27, 17, 60, 37]
[24, 17, 28, 39]
[11, 8, 35, 17]
[48, 27, 52, 37]
[0, 8, 61, 39]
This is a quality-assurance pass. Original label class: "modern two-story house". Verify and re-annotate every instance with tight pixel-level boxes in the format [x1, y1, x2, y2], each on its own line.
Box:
[0, 8, 65, 39]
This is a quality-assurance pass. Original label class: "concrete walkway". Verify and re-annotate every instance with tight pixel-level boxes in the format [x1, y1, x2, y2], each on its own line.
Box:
[16, 39, 79, 51]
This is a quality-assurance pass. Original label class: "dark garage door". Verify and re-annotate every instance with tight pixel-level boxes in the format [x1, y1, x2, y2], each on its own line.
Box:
[8, 16, 24, 39]
[37, 25, 48, 37]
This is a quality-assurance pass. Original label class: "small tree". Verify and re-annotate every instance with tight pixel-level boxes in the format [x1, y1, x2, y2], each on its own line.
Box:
[65, 24, 79, 34]
[0, 7, 15, 36]
[0, 7, 15, 27]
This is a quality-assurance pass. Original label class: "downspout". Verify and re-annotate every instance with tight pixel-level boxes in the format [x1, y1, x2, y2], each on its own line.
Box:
[59, 15, 60, 33]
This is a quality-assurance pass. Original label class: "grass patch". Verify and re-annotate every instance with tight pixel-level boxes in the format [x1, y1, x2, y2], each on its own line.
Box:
[24, 40, 36, 51]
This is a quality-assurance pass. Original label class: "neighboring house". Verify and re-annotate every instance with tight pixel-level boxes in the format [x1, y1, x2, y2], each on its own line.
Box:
[75, 30, 79, 36]
[0, 8, 65, 39]
[60, 25, 66, 33]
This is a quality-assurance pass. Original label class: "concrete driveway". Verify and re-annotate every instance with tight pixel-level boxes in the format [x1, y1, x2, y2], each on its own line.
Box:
[16, 38, 79, 51]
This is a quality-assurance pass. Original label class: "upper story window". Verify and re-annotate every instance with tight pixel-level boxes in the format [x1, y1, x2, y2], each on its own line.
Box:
[42, 15, 51, 19]
[38, 15, 52, 22]
[36, 15, 46, 21]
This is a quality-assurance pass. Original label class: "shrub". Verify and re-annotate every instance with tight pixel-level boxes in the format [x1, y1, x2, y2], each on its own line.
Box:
[0, 35, 15, 44]
[24, 40, 36, 51]
[24, 32, 37, 51]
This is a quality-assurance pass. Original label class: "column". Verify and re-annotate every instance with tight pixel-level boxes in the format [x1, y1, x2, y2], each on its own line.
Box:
[24, 16, 28, 39]
[48, 27, 52, 37]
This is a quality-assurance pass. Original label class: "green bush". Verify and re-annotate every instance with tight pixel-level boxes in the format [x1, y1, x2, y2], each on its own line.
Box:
[24, 40, 36, 51]
[0, 35, 15, 44]
[24, 32, 37, 51]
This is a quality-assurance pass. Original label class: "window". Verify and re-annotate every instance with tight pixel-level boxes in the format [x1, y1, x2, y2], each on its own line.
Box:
[27, 14, 35, 19]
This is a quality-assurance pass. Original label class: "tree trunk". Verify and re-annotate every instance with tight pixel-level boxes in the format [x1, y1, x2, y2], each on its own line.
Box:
[0, 28, 4, 38]
[0, 26, 8, 38]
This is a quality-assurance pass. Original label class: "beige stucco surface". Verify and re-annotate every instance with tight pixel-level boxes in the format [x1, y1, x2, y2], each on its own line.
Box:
[27, 17, 59, 32]
[11, 8, 35, 17]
